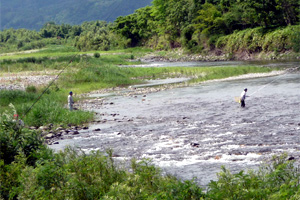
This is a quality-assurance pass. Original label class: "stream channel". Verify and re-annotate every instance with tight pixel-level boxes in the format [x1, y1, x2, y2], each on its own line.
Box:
[50, 60, 300, 188]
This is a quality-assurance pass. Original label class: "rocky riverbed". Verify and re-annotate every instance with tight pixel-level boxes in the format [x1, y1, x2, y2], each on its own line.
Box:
[0, 71, 56, 90]
[49, 69, 300, 187]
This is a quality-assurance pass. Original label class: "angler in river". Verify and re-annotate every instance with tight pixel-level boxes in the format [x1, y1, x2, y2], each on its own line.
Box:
[68, 91, 74, 111]
[240, 88, 248, 107]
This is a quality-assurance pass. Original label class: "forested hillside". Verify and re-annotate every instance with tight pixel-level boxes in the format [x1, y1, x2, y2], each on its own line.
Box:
[1, 0, 299, 58]
[1, 0, 152, 30]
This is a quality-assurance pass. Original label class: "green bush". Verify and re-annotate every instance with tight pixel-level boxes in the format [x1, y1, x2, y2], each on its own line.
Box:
[0, 105, 45, 165]
[0, 106, 53, 199]
[207, 154, 300, 199]
[0, 90, 38, 106]
[94, 52, 100, 58]
[14, 148, 205, 199]
[25, 85, 37, 93]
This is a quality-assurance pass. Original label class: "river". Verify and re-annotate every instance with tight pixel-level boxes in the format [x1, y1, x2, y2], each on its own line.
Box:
[50, 61, 300, 188]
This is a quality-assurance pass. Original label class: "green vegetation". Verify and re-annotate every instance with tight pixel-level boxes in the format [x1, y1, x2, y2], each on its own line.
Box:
[113, 0, 300, 55]
[216, 25, 300, 54]
[1, 0, 299, 57]
[0, 90, 93, 127]
[1, 112, 300, 199]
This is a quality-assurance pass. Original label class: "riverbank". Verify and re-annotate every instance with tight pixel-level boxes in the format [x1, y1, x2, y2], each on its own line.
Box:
[140, 49, 300, 62]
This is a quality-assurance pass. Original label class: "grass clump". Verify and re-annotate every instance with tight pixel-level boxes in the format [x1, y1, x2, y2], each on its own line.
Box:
[0, 90, 38, 107]
[25, 85, 37, 93]
[0, 90, 93, 127]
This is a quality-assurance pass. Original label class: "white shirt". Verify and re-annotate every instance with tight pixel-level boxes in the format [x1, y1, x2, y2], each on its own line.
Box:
[68, 95, 74, 105]
[240, 91, 247, 101]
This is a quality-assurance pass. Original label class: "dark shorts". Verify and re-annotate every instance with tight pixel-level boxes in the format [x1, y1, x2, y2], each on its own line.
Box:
[241, 100, 245, 107]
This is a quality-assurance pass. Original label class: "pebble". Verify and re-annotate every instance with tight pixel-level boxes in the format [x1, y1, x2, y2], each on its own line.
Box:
[71, 131, 80, 135]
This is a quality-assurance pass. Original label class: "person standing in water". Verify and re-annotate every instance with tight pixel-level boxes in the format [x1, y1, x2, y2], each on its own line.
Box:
[68, 91, 74, 111]
[240, 88, 248, 107]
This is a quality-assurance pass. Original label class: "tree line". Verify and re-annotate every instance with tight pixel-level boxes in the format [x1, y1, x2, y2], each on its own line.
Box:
[1, 0, 299, 54]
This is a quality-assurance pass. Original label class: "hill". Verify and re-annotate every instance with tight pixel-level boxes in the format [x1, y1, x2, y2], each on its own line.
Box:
[0, 0, 152, 30]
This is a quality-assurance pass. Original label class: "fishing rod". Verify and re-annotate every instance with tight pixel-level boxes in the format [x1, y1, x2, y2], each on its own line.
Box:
[22, 53, 81, 118]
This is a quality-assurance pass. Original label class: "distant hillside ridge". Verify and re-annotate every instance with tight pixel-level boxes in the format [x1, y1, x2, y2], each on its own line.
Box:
[1, 0, 153, 30]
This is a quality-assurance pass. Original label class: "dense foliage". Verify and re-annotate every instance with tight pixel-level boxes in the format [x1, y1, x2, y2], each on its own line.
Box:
[1, 0, 299, 56]
[114, 0, 300, 52]
[1, 111, 300, 199]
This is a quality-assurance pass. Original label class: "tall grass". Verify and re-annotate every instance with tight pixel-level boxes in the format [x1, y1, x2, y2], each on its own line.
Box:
[0, 90, 93, 127]
[0, 90, 38, 106]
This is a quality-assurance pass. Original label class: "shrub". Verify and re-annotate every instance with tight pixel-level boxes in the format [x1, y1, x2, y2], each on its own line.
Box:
[0, 104, 45, 165]
[207, 153, 300, 199]
[94, 52, 100, 58]
[25, 85, 37, 93]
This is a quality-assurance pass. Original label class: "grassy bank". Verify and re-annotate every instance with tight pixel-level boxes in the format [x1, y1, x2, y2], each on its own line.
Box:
[0, 90, 93, 127]
[60, 63, 276, 94]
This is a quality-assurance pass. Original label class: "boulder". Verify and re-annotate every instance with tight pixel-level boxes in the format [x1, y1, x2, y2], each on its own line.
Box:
[45, 134, 54, 139]
[71, 131, 80, 135]
[39, 126, 48, 131]
[190, 142, 199, 147]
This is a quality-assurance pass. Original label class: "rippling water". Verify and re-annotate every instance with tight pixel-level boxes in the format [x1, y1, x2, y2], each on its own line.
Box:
[50, 62, 300, 187]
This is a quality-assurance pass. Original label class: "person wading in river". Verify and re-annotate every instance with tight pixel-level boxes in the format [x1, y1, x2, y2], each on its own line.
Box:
[68, 91, 74, 111]
[240, 88, 248, 107]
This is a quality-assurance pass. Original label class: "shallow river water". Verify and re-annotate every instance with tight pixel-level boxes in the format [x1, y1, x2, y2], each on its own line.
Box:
[50, 62, 300, 187]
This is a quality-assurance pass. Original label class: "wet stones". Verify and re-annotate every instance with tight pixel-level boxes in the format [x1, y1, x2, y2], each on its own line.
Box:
[45, 134, 54, 139]
[71, 131, 80, 135]
[37, 124, 90, 145]
[190, 142, 200, 147]
[288, 156, 295, 160]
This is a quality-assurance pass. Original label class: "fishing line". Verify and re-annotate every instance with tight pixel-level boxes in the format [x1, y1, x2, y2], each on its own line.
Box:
[234, 66, 299, 103]
[249, 66, 299, 97]
[22, 53, 81, 118]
